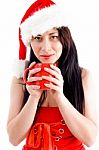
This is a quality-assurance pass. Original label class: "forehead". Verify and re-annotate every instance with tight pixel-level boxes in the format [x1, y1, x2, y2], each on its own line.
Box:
[36, 28, 58, 36]
[45, 28, 58, 34]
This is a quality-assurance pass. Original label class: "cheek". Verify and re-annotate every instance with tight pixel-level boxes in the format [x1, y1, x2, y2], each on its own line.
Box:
[31, 44, 39, 55]
[33, 49, 39, 58]
[54, 43, 62, 54]
[59, 44, 62, 52]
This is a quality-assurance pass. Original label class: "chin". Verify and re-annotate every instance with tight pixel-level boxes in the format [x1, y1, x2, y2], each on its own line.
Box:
[39, 59, 57, 64]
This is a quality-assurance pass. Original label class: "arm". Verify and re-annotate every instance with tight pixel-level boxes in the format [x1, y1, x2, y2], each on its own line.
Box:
[55, 69, 98, 147]
[6, 77, 40, 146]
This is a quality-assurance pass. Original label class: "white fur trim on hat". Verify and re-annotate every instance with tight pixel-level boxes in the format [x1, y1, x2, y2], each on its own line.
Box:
[20, 5, 68, 46]
[12, 60, 29, 78]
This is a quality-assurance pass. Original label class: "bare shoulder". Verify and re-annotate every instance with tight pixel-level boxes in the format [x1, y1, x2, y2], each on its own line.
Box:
[11, 76, 25, 103]
[11, 76, 25, 91]
[12, 76, 24, 84]
[81, 67, 96, 103]
[81, 68, 93, 89]
[81, 68, 91, 80]
[81, 69, 98, 126]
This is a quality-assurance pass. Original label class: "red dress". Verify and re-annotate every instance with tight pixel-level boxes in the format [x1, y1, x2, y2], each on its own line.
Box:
[22, 107, 85, 150]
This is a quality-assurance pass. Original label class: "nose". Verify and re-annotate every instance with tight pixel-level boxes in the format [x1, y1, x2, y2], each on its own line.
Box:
[41, 38, 51, 52]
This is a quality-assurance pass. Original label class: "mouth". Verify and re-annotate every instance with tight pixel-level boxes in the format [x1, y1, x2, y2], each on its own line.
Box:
[40, 54, 54, 58]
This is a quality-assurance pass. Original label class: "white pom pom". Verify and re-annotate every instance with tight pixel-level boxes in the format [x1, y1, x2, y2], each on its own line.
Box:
[12, 60, 29, 78]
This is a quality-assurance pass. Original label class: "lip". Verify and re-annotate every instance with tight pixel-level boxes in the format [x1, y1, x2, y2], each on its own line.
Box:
[40, 54, 54, 58]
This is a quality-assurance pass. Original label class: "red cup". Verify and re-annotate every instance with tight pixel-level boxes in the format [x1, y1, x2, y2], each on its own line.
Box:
[24, 63, 52, 90]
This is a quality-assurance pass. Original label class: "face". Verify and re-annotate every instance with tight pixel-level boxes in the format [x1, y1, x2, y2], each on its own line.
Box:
[31, 28, 62, 64]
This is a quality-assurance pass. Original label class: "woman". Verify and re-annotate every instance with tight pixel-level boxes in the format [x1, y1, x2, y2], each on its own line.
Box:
[7, 0, 98, 149]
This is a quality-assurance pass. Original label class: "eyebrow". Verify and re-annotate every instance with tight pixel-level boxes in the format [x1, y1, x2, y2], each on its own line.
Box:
[35, 34, 41, 36]
[35, 32, 58, 37]
[48, 32, 58, 35]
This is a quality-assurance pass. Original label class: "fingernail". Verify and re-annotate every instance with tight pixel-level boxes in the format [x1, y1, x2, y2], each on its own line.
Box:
[42, 76, 45, 78]
[50, 64, 53, 67]
[44, 83, 49, 86]
[44, 67, 48, 70]
[37, 68, 41, 70]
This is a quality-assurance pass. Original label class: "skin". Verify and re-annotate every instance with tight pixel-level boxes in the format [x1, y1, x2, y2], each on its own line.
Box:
[31, 28, 62, 64]
[7, 28, 98, 147]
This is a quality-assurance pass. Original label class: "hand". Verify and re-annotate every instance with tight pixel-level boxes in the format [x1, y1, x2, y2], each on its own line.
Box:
[42, 64, 64, 98]
[26, 62, 43, 99]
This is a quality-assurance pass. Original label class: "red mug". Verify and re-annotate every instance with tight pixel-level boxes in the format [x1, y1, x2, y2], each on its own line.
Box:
[23, 63, 52, 90]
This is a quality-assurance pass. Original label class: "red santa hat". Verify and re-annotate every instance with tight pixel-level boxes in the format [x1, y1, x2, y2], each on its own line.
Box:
[14, 0, 67, 78]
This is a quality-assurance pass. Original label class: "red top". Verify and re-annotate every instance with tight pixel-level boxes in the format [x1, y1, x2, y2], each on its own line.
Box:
[22, 107, 85, 150]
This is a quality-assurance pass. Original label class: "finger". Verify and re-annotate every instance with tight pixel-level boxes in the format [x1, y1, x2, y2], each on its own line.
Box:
[44, 67, 60, 80]
[31, 85, 40, 89]
[50, 64, 61, 75]
[28, 76, 42, 82]
[29, 61, 36, 68]
[42, 76, 60, 86]
[26, 84, 40, 89]
[44, 83, 60, 91]
[28, 68, 41, 77]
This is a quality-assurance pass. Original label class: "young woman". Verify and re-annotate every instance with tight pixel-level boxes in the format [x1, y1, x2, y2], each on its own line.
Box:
[7, 0, 98, 149]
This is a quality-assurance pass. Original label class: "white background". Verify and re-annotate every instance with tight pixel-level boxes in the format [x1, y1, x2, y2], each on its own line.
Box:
[0, 0, 99, 149]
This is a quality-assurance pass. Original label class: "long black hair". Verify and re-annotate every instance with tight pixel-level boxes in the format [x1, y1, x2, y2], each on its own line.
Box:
[24, 26, 84, 114]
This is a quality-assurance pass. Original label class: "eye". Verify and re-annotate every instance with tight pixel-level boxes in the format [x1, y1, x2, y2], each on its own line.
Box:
[34, 36, 42, 41]
[50, 35, 59, 40]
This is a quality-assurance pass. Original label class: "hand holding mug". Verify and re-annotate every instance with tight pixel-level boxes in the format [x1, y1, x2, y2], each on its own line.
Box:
[24, 62, 43, 98]
[24, 62, 52, 90]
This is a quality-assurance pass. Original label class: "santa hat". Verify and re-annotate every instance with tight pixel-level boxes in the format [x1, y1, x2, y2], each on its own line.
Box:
[14, 0, 67, 78]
